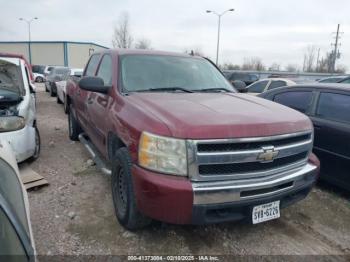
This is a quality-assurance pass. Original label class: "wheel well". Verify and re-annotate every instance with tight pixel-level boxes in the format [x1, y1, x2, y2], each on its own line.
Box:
[108, 133, 126, 161]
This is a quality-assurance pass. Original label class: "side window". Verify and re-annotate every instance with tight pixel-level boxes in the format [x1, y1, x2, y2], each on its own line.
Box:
[268, 80, 287, 90]
[274, 91, 313, 113]
[84, 55, 100, 76]
[96, 55, 112, 86]
[316, 92, 350, 124]
[248, 80, 269, 93]
[0, 207, 27, 258]
[340, 78, 350, 84]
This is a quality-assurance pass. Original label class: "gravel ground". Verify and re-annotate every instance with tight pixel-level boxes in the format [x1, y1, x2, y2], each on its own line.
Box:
[27, 84, 350, 259]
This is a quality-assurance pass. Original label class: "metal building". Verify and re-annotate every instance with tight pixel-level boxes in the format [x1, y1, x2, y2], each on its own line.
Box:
[0, 41, 109, 68]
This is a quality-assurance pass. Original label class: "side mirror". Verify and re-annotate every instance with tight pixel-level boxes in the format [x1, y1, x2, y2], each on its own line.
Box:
[231, 80, 247, 93]
[79, 77, 110, 94]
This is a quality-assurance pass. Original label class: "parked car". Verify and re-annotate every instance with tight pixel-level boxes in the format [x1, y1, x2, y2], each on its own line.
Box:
[0, 53, 40, 163]
[67, 49, 319, 230]
[0, 141, 36, 261]
[56, 68, 83, 113]
[45, 67, 70, 96]
[246, 78, 296, 95]
[223, 71, 259, 86]
[31, 65, 45, 74]
[33, 72, 45, 83]
[259, 84, 350, 190]
[43, 65, 56, 77]
[317, 75, 348, 83]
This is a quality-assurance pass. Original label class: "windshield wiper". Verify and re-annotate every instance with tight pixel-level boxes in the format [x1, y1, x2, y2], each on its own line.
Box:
[197, 87, 233, 93]
[137, 87, 194, 93]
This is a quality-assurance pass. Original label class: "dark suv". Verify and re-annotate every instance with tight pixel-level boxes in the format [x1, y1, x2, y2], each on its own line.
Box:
[259, 84, 350, 190]
[223, 71, 259, 86]
[45, 67, 70, 96]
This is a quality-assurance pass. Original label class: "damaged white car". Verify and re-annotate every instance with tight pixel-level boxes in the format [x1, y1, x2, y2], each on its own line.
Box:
[0, 53, 40, 163]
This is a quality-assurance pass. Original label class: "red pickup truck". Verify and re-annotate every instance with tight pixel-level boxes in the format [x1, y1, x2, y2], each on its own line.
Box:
[66, 49, 320, 230]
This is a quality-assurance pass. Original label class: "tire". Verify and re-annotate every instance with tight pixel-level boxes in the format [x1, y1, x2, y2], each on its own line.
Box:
[45, 84, 48, 92]
[63, 95, 69, 114]
[36, 76, 43, 83]
[28, 127, 41, 162]
[50, 86, 56, 97]
[68, 104, 82, 141]
[57, 95, 63, 104]
[111, 148, 151, 230]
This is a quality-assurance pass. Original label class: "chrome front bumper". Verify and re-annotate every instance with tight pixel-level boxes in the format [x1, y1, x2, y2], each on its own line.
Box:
[192, 163, 317, 205]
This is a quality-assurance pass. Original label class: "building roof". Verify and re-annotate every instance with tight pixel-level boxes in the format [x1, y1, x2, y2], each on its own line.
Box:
[0, 41, 109, 49]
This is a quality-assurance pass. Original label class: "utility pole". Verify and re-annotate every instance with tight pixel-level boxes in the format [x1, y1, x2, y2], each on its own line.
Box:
[316, 47, 320, 72]
[331, 24, 342, 73]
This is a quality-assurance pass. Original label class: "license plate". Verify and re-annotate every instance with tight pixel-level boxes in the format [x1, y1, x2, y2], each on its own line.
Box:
[252, 201, 280, 224]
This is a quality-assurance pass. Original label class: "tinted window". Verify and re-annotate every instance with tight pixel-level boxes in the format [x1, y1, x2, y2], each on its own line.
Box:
[97, 55, 112, 86]
[0, 159, 28, 234]
[248, 80, 269, 93]
[274, 91, 313, 113]
[319, 77, 342, 83]
[317, 92, 350, 123]
[85, 55, 100, 76]
[340, 78, 350, 84]
[250, 74, 258, 81]
[268, 80, 287, 90]
[0, 207, 27, 259]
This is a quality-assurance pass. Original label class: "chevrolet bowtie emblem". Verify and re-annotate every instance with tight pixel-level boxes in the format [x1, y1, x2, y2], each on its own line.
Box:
[257, 146, 279, 162]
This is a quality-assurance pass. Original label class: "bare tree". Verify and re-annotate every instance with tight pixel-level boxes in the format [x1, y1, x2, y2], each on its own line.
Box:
[135, 38, 152, 49]
[223, 63, 240, 70]
[285, 64, 298, 72]
[268, 63, 281, 71]
[303, 45, 317, 72]
[112, 12, 133, 49]
[242, 57, 266, 71]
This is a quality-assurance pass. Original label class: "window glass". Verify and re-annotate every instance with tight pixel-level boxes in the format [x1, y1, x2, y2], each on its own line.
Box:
[121, 55, 233, 92]
[248, 80, 269, 93]
[319, 77, 342, 83]
[274, 91, 313, 113]
[0, 207, 27, 259]
[340, 78, 350, 84]
[268, 80, 287, 90]
[317, 92, 350, 123]
[0, 159, 28, 234]
[85, 55, 100, 76]
[97, 55, 112, 86]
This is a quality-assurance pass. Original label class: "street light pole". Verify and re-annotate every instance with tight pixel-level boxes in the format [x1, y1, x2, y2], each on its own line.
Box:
[206, 9, 234, 66]
[19, 17, 38, 64]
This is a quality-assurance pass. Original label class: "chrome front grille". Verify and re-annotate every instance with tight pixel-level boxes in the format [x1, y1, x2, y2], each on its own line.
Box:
[187, 131, 313, 182]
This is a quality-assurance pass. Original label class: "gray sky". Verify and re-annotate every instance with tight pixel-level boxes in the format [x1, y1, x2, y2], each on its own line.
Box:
[1, 0, 349, 70]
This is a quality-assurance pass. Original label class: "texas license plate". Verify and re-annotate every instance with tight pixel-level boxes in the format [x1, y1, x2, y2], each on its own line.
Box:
[252, 201, 280, 224]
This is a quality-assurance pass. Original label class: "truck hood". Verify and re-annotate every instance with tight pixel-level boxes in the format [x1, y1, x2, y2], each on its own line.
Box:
[128, 92, 312, 139]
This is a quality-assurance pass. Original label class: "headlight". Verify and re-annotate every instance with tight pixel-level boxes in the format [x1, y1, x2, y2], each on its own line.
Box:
[138, 132, 187, 176]
[0, 117, 25, 132]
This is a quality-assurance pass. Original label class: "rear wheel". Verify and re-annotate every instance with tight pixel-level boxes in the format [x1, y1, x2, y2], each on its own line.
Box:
[57, 95, 63, 104]
[36, 76, 43, 83]
[111, 148, 151, 230]
[63, 95, 69, 114]
[68, 104, 82, 141]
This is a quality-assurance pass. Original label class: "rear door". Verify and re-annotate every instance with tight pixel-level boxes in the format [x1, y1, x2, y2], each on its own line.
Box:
[75, 54, 100, 130]
[310, 91, 350, 189]
[86, 54, 113, 155]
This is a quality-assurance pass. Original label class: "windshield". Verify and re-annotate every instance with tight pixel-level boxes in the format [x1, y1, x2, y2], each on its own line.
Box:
[0, 61, 25, 95]
[120, 55, 234, 92]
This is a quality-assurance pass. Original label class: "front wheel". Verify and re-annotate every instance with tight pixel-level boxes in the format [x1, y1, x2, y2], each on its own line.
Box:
[28, 127, 41, 162]
[36, 76, 43, 83]
[111, 148, 151, 230]
[57, 95, 63, 104]
[68, 105, 82, 141]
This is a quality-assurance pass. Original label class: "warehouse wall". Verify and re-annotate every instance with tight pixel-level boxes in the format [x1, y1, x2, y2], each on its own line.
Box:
[31, 43, 65, 66]
[67, 43, 107, 68]
[0, 43, 29, 59]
